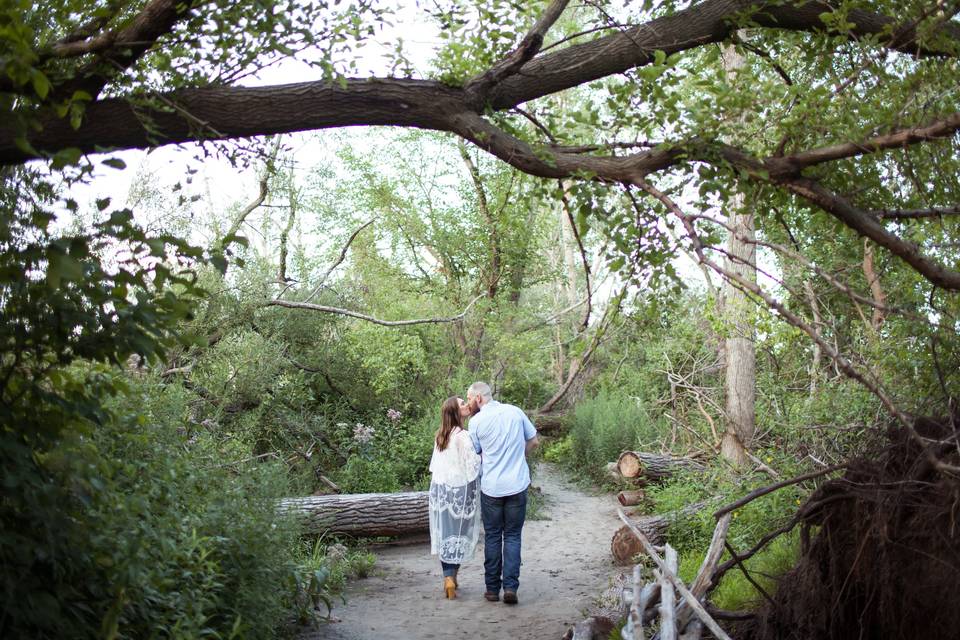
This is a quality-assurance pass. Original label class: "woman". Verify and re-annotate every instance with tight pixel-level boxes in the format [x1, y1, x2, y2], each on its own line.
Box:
[428, 396, 481, 599]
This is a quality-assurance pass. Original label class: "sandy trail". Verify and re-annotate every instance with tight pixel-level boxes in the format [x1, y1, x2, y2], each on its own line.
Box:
[301, 463, 622, 640]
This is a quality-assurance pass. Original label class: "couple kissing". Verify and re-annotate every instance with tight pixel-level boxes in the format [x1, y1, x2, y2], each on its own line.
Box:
[428, 381, 540, 604]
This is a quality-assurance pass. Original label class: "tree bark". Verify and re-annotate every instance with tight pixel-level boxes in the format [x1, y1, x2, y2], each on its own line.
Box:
[562, 616, 616, 640]
[618, 490, 646, 507]
[862, 238, 887, 330]
[611, 502, 706, 565]
[803, 279, 822, 395]
[616, 451, 707, 481]
[719, 43, 757, 467]
[280, 491, 428, 537]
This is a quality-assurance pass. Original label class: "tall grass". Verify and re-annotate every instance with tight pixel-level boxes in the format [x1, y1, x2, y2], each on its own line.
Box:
[561, 389, 664, 479]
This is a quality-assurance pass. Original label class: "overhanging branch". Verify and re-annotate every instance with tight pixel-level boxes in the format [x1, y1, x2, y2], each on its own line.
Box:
[266, 294, 483, 327]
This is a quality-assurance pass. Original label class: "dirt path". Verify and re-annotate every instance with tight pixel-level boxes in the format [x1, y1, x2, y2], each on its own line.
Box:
[301, 463, 623, 640]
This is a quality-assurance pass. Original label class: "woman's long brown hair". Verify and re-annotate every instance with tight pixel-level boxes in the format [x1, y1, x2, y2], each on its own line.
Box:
[435, 396, 463, 451]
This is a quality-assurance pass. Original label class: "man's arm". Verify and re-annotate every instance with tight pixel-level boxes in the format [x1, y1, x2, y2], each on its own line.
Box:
[521, 410, 538, 455]
[525, 435, 539, 455]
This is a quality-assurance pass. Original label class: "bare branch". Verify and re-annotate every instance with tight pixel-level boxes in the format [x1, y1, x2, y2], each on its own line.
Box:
[641, 177, 960, 475]
[266, 294, 484, 327]
[780, 177, 960, 291]
[458, 142, 501, 299]
[874, 205, 960, 219]
[558, 180, 592, 329]
[675, 514, 732, 632]
[518, 297, 588, 333]
[713, 465, 845, 519]
[537, 286, 624, 413]
[769, 112, 960, 175]
[54, 0, 199, 100]
[616, 508, 734, 640]
[217, 177, 268, 248]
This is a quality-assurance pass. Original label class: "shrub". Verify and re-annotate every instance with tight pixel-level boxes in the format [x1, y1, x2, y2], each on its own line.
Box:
[1, 368, 303, 639]
[566, 389, 664, 479]
[290, 539, 376, 626]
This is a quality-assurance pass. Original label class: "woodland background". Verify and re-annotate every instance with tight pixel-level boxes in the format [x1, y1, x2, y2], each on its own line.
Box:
[2, 1, 959, 638]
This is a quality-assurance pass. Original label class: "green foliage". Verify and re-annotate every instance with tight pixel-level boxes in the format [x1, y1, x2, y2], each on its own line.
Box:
[644, 464, 804, 610]
[332, 411, 435, 493]
[542, 434, 573, 463]
[565, 389, 664, 479]
[710, 530, 800, 611]
[1, 367, 302, 639]
[290, 539, 375, 626]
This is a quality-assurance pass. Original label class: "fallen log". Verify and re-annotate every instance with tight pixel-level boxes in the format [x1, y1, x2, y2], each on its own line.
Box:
[562, 616, 615, 640]
[611, 502, 705, 565]
[532, 411, 566, 435]
[280, 491, 428, 537]
[617, 451, 706, 481]
[618, 490, 646, 507]
[606, 461, 626, 482]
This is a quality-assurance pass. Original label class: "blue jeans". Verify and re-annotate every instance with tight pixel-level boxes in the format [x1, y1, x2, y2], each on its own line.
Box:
[440, 561, 458, 578]
[480, 489, 527, 593]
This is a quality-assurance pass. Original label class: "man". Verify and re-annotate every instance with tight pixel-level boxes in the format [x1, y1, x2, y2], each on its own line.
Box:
[466, 381, 539, 605]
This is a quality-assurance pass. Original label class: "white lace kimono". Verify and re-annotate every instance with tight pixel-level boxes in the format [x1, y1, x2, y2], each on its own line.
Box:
[429, 428, 481, 564]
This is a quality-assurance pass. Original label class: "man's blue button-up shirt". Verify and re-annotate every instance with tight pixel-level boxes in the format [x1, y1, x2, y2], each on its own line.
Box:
[469, 400, 537, 497]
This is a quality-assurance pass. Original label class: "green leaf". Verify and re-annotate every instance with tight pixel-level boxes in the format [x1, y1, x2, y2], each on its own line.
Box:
[51, 147, 82, 169]
[102, 158, 126, 170]
[31, 70, 50, 99]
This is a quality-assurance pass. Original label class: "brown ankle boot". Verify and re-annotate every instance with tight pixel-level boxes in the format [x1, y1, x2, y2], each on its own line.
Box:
[444, 576, 457, 599]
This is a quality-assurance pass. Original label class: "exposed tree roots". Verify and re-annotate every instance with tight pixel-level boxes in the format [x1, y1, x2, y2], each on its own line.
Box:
[739, 415, 960, 640]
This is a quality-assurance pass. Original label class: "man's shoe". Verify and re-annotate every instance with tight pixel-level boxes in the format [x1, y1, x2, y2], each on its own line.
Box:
[484, 591, 500, 602]
[503, 590, 518, 605]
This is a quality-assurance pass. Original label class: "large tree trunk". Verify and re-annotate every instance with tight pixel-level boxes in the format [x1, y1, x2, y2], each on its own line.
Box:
[611, 502, 706, 565]
[616, 451, 707, 481]
[280, 491, 428, 537]
[719, 43, 757, 467]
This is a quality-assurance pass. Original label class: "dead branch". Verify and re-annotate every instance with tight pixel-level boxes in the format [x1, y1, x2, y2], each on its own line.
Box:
[651, 179, 960, 474]
[675, 514, 732, 632]
[873, 205, 960, 219]
[713, 465, 844, 519]
[458, 142, 501, 299]
[559, 180, 592, 329]
[616, 508, 733, 640]
[266, 293, 483, 327]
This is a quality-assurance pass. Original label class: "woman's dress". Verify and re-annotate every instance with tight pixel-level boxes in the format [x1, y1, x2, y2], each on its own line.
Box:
[429, 428, 481, 564]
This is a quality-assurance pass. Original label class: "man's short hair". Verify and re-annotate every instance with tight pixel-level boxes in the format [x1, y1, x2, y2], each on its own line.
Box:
[467, 381, 493, 401]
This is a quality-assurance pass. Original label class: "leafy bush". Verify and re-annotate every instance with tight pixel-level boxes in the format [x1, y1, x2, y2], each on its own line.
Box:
[646, 462, 805, 613]
[332, 409, 436, 493]
[565, 389, 664, 479]
[290, 539, 376, 626]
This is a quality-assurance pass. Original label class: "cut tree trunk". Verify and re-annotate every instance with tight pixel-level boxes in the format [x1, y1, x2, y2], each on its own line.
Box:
[562, 616, 616, 640]
[617, 451, 706, 481]
[280, 491, 427, 537]
[532, 411, 566, 435]
[612, 502, 705, 565]
[618, 490, 646, 507]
